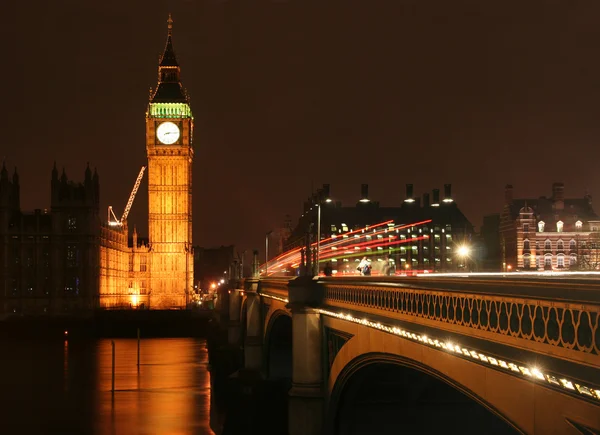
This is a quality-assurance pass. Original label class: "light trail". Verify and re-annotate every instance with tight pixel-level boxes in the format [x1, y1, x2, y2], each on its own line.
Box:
[261, 219, 432, 276]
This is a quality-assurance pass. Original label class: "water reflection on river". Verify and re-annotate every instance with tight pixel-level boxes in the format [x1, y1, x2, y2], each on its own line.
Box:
[0, 338, 216, 435]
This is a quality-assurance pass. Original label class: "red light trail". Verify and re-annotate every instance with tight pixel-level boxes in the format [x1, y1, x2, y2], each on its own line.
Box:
[261, 219, 432, 277]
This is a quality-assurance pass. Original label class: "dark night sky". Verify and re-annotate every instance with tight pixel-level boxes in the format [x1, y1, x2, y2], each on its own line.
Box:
[4, 1, 600, 255]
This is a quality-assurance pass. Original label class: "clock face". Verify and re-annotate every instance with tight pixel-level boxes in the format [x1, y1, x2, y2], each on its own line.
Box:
[156, 122, 180, 145]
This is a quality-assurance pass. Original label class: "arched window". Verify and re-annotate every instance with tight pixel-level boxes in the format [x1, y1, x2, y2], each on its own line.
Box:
[523, 255, 531, 269]
[557, 255, 565, 268]
[557, 240, 564, 252]
[545, 240, 552, 251]
[576, 220, 583, 230]
[544, 254, 553, 269]
[538, 221, 545, 232]
[570, 255, 577, 268]
[523, 239, 530, 251]
[570, 239, 576, 252]
[557, 221, 564, 232]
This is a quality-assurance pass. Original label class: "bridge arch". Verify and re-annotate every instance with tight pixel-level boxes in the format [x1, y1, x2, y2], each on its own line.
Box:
[327, 351, 521, 435]
[264, 309, 292, 380]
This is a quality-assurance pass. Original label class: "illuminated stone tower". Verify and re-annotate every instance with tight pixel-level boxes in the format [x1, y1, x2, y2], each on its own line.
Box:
[146, 15, 193, 309]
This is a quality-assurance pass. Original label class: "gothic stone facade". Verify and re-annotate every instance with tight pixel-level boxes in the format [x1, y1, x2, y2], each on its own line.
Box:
[0, 164, 100, 317]
[500, 183, 600, 271]
[99, 16, 194, 310]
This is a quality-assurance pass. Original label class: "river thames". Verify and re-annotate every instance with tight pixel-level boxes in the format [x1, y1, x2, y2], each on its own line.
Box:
[1, 337, 217, 434]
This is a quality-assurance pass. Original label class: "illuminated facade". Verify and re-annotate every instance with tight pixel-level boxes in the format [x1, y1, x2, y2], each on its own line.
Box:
[1, 17, 195, 315]
[98, 15, 194, 309]
[145, 15, 194, 308]
[500, 183, 600, 271]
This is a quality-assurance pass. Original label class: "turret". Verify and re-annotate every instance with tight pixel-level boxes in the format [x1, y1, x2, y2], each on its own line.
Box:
[149, 14, 188, 105]
[12, 167, 19, 209]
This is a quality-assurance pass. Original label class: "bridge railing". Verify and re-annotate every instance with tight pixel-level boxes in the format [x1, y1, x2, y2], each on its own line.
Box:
[318, 276, 600, 369]
[258, 277, 291, 304]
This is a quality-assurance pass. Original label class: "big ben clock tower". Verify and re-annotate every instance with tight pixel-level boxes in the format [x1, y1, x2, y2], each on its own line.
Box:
[146, 14, 193, 309]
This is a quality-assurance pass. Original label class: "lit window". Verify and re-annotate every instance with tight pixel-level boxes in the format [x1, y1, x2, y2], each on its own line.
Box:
[557, 256, 564, 268]
[575, 220, 583, 230]
[538, 221, 545, 232]
[140, 255, 147, 272]
[570, 255, 577, 267]
[68, 217, 77, 231]
[557, 221, 564, 232]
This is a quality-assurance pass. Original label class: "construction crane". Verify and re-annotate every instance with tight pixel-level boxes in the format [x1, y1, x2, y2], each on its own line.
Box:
[108, 166, 146, 227]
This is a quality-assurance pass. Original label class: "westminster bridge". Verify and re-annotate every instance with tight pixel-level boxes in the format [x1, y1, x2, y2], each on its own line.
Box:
[216, 274, 600, 435]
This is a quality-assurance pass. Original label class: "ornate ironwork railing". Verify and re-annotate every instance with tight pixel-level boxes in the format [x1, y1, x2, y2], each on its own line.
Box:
[322, 281, 600, 366]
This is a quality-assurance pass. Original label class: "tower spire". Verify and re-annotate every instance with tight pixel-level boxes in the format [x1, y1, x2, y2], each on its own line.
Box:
[149, 13, 188, 104]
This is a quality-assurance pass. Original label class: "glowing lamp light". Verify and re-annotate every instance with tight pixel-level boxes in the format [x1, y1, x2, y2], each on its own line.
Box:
[64, 330, 68, 337]
[457, 246, 470, 257]
[210, 283, 216, 289]
[507, 265, 513, 271]
[404, 198, 415, 203]
[359, 198, 370, 203]
[325, 198, 333, 203]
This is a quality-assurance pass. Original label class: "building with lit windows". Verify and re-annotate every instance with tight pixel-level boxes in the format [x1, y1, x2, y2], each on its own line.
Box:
[284, 183, 474, 274]
[500, 183, 600, 271]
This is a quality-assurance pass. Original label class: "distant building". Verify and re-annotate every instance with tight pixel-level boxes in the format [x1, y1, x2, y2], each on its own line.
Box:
[193, 245, 235, 292]
[479, 213, 502, 271]
[285, 183, 474, 273]
[500, 183, 600, 271]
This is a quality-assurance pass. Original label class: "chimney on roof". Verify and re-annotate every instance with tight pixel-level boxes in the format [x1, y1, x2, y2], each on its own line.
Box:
[552, 182, 564, 210]
[443, 184, 453, 203]
[432, 189, 440, 207]
[359, 184, 370, 203]
[505, 184, 513, 204]
[423, 193, 430, 207]
[404, 184, 415, 203]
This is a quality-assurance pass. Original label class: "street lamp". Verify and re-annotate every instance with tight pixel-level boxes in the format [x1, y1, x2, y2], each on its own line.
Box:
[315, 185, 332, 276]
[457, 245, 470, 271]
[265, 230, 273, 277]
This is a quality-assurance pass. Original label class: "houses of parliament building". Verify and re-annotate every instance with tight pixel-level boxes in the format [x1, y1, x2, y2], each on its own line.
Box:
[0, 16, 194, 316]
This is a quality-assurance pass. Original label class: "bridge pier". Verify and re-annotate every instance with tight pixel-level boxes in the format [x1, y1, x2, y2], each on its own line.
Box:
[227, 286, 242, 347]
[243, 277, 263, 374]
[287, 277, 324, 435]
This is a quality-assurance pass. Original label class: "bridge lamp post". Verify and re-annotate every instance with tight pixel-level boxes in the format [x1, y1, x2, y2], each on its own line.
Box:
[265, 230, 273, 277]
[457, 245, 471, 271]
[316, 193, 333, 276]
